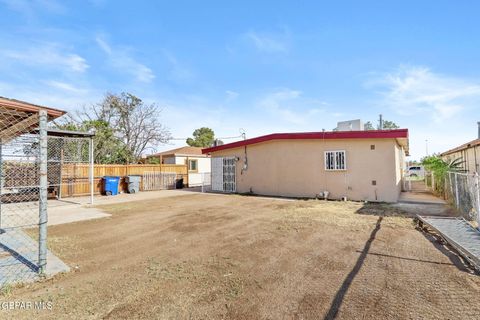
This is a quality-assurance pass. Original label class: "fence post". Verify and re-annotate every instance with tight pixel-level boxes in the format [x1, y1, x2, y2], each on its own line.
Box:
[89, 137, 94, 204]
[454, 172, 459, 209]
[38, 110, 48, 274]
[475, 173, 480, 230]
[0, 138, 2, 229]
[448, 172, 452, 201]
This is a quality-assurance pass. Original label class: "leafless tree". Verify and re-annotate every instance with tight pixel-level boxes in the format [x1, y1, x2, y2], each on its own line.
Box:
[78, 92, 171, 163]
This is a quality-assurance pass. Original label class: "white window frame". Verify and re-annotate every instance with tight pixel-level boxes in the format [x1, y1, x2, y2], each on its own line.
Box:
[324, 150, 346, 171]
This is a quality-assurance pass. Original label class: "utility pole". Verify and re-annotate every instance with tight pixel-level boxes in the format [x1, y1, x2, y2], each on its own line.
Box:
[378, 114, 383, 130]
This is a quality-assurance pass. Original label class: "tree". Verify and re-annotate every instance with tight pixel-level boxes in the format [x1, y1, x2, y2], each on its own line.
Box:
[186, 127, 215, 147]
[55, 119, 132, 164]
[382, 120, 399, 129]
[146, 157, 161, 164]
[364, 121, 375, 130]
[421, 155, 464, 195]
[78, 92, 171, 163]
[364, 119, 399, 130]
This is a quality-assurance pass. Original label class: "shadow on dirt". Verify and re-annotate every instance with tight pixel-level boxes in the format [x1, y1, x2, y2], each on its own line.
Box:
[355, 202, 412, 218]
[324, 216, 383, 320]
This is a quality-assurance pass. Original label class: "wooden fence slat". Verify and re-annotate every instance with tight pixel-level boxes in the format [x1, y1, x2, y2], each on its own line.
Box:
[58, 163, 187, 197]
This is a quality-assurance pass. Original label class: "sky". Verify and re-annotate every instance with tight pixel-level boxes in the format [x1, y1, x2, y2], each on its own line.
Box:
[1, 0, 479, 160]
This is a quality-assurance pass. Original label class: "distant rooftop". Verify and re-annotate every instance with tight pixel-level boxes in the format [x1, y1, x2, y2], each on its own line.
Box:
[148, 146, 207, 157]
[441, 138, 480, 156]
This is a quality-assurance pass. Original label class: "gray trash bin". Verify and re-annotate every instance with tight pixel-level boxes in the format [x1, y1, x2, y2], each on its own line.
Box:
[125, 175, 141, 193]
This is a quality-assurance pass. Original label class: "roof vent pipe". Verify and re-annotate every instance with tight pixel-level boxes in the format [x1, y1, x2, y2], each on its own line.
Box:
[478, 121, 480, 139]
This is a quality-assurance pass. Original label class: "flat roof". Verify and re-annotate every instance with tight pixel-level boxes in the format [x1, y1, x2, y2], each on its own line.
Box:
[32, 128, 96, 138]
[202, 129, 409, 154]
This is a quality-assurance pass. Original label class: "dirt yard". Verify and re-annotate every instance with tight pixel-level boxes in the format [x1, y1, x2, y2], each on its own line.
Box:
[3, 193, 480, 319]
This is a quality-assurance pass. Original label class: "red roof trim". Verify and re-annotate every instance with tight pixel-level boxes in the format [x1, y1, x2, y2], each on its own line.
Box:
[202, 129, 409, 154]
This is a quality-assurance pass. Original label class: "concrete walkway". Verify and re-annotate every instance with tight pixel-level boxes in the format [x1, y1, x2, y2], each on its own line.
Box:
[394, 180, 454, 217]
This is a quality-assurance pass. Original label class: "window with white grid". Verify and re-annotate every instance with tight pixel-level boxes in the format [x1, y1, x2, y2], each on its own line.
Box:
[324, 150, 346, 170]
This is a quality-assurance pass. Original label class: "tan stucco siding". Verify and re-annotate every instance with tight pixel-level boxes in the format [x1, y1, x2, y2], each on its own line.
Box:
[210, 138, 403, 202]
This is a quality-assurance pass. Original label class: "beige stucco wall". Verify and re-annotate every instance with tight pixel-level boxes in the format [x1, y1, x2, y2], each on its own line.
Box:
[209, 138, 405, 202]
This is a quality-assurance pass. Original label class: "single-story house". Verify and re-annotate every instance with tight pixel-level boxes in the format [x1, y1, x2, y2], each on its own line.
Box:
[202, 128, 409, 202]
[146, 146, 211, 187]
[441, 139, 480, 174]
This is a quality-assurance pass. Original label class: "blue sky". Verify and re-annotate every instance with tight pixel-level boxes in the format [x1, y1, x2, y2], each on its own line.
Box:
[1, 1, 479, 159]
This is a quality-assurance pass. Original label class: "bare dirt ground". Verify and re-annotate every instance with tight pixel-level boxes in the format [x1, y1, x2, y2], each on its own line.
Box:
[3, 193, 480, 319]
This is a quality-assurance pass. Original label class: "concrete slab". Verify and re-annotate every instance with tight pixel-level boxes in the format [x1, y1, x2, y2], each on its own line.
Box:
[399, 191, 446, 205]
[48, 203, 111, 226]
[0, 229, 69, 287]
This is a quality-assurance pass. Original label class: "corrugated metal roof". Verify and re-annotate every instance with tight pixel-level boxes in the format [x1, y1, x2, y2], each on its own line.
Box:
[441, 138, 480, 156]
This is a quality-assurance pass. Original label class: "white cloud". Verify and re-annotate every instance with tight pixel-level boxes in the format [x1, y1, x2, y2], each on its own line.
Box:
[44, 80, 88, 94]
[244, 29, 290, 53]
[162, 50, 193, 82]
[0, 80, 100, 113]
[95, 35, 155, 83]
[0, 0, 66, 16]
[371, 65, 480, 122]
[225, 90, 239, 101]
[0, 44, 89, 73]
[258, 88, 326, 125]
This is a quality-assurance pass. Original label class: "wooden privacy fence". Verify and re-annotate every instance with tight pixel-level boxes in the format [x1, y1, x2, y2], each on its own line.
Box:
[58, 164, 188, 197]
[142, 172, 178, 191]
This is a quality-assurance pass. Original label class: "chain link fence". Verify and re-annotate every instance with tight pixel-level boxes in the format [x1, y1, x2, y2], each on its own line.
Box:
[0, 105, 93, 287]
[444, 171, 480, 224]
[199, 172, 211, 193]
[0, 107, 46, 286]
[46, 135, 93, 203]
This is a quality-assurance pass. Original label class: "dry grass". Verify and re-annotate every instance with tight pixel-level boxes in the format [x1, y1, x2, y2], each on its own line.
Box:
[5, 194, 480, 320]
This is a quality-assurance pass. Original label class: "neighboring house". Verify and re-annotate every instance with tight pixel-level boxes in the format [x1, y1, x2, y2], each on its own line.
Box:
[441, 139, 480, 174]
[202, 127, 409, 202]
[146, 146, 211, 187]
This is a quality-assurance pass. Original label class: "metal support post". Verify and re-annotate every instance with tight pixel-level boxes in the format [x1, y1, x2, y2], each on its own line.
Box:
[454, 173, 459, 209]
[475, 173, 480, 230]
[0, 138, 2, 229]
[89, 137, 94, 204]
[38, 110, 48, 273]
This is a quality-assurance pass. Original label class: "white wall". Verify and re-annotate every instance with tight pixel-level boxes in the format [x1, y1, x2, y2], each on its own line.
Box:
[170, 156, 211, 186]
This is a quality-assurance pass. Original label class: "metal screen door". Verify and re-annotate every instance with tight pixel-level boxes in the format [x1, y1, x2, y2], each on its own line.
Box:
[211, 157, 236, 193]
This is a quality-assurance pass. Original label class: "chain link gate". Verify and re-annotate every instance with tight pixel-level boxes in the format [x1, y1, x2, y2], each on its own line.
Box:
[0, 108, 47, 286]
[0, 104, 93, 287]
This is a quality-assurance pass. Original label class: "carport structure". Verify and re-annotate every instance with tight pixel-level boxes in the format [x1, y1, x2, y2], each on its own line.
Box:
[0, 97, 92, 286]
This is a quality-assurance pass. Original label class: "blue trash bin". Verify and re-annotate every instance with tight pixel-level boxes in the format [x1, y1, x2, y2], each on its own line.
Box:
[103, 176, 120, 196]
